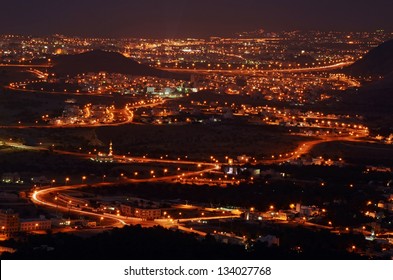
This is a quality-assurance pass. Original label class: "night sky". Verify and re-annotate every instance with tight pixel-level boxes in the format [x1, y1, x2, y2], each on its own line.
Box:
[1, 0, 392, 38]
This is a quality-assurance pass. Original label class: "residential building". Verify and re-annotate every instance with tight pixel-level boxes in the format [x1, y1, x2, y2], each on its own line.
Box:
[0, 209, 19, 236]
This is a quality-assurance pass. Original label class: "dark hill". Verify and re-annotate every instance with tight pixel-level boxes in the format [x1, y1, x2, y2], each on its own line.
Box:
[51, 50, 188, 80]
[338, 78, 393, 128]
[379, 71, 393, 87]
[345, 39, 393, 78]
[338, 39, 393, 125]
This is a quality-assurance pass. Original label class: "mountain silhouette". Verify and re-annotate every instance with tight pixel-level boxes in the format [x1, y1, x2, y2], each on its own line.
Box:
[346, 39, 393, 78]
[51, 50, 188, 80]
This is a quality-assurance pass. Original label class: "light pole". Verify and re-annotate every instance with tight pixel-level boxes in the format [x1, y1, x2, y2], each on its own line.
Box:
[68, 200, 72, 217]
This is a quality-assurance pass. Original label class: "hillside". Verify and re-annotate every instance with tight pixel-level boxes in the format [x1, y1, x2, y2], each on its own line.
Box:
[346, 39, 393, 78]
[336, 40, 393, 127]
[51, 50, 188, 80]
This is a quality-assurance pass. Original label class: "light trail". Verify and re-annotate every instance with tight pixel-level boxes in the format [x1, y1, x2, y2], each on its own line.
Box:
[160, 61, 354, 76]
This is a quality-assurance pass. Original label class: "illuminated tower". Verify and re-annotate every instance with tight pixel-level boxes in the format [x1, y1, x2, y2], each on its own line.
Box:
[108, 141, 113, 157]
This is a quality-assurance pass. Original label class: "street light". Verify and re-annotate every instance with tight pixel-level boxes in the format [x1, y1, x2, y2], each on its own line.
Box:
[65, 177, 70, 185]
[54, 196, 58, 212]
[67, 200, 72, 216]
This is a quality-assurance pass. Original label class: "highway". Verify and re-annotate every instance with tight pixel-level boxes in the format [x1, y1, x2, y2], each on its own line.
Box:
[259, 129, 370, 165]
[3, 123, 370, 169]
[32, 185, 128, 228]
[3, 140, 218, 170]
[159, 61, 354, 76]
[4, 85, 116, 97]
[31, 174, 239, 235]
[0, 61, 353, 74]
[7, 128, 378, 240]
[0, 63, 51, 68]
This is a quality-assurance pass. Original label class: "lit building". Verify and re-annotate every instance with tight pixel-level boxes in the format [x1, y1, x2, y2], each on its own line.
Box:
[120, 204, 162, 221]
[1, 173, 23, 184]
[133, 208, 161, 220]
[295, 204, 320, 217]
[20, 218, 52, 232]
[92, 141, 114, 162]
[146, 87, 155, 94]
[0, 209, 20, 236]
[237, 155, 251, 163]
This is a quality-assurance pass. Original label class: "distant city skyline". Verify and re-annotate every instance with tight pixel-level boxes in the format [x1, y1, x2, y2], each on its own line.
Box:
[1, 0, 393, 38]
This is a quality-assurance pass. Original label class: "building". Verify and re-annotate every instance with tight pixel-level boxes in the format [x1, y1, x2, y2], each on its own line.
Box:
[296, 204, 319, 217]
[120, 204, 132, 216]
[255, 210, 296, 221]
[20, 218, 52, 232]
[260, 211, 275, 221]
[223, 165, 239, 175]
[134, 208, 161, 220]
[163, 87, 175, 95]
[276, 210, 296, 221]
[1, 173, 23, 184]
[0, 209, 20, 236]
[31, 176, 50, 185]
[146, 87, 155, 94]
[0, 246, 16, 254]
[92, 141, 114, 163]
[120, 204, 162, 220]
[237, 155, 252, 163]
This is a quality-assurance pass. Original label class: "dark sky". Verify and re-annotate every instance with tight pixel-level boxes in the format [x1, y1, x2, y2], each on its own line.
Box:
[1, 0, 392, 38]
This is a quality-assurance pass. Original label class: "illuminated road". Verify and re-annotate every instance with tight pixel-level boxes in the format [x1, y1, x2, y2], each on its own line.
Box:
[4, 120, 371, 169]
[25, 69, 48, 79]
[259, 133, 369, 165]
[31, 171, 238, 235]
[0, 100, 166, 129]
[0, 63, 51, 68]
[160, 61, 354, 76]
[3, 141, 219, 172]
[4, 118, 370, 170]
[178, 215, 240, 223]
[32, 184, 128, 227]
[5, 85, 114, 96]
[0, 61, 353, 74]
[115, 154, 218, 168]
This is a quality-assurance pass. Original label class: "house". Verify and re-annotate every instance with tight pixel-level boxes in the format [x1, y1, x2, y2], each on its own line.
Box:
[1, 173, 23, 184]
[20, 217, 51, 232]
[120, 204, 162, 220]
